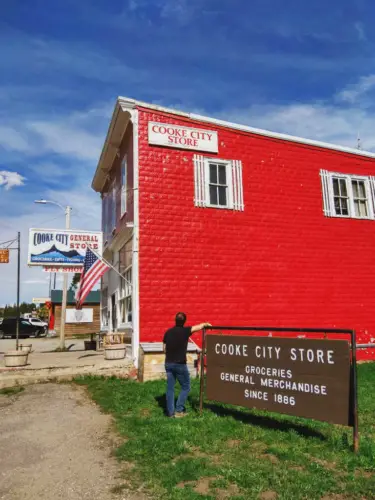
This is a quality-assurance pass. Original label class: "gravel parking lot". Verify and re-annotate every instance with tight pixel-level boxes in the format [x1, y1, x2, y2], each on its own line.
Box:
[0, 384, 147, 500]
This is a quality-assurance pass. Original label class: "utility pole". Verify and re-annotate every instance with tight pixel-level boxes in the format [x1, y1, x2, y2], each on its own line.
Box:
[16, 232, 20, 350]
[59, 206, 71, 350]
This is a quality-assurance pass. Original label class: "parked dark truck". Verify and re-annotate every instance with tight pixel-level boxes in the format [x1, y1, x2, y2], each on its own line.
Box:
[0, 318, 45, 339]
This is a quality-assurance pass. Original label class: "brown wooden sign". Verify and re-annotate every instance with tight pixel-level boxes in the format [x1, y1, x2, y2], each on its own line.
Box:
[0, 249, 9, 263]
[206, 335, 351, 426]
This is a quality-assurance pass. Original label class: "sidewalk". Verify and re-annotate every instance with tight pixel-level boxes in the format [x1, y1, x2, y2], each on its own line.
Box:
[0, 338, 135, 389]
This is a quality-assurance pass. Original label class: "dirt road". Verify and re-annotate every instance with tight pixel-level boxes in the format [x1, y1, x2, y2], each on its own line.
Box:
[0, 384, 146, 500]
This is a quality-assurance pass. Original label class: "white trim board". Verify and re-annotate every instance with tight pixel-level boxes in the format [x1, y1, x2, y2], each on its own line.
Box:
[118, 96, 375, 160]
[131, 109, 140, 369]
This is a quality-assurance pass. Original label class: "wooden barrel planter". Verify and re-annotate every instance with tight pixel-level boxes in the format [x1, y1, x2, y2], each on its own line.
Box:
[104, 344, 127, 360]
[4, 350, 29, 367]
[19, 344, 33, 354]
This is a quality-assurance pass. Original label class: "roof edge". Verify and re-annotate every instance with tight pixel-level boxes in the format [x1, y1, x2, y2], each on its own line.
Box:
[119, 96, 375, 160]
[91, 99, 136, 192]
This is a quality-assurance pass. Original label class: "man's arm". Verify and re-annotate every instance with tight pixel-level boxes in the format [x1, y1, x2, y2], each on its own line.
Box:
[162, 332, 167, 353]
[191, 322, 211, 334]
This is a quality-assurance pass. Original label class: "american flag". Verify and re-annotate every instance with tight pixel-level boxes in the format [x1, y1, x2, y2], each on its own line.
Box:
[76, 248, 109, 308]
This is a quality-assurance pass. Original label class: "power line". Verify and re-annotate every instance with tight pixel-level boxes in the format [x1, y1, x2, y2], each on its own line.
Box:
[0, 238, 17, 247]
[37, 214, 65, 226]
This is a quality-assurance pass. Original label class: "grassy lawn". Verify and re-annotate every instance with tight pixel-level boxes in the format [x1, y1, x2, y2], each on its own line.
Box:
[77, 364, 375, 500]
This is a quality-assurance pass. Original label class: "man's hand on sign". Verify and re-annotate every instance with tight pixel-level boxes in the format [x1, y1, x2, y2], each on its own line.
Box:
[191, 322, 211, 333]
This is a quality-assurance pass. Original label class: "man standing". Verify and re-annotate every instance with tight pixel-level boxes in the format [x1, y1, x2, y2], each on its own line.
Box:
[163, 312, 211, 418]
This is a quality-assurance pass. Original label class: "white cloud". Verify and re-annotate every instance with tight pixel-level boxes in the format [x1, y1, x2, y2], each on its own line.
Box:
[0, 102, 111, 163]
[27, 121, 103, 162]
[354, 22, 366, 41]
[160, 0, 193, 23]
[222, 103, 375, 152]
[0, 170, 26, 190]
[336, 74, 375, 104]
[0, 126, 33, 153]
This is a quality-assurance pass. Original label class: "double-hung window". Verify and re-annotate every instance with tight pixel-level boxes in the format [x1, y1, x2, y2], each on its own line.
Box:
[206, 161, 232, 208]
[119, 267, 132, 325]
[321, 170, 375, 219]
[111, 181, 116, 231]
[101, 287, 109, 328]
[194, 155, 244, 211]
[121, 155, 127, 217]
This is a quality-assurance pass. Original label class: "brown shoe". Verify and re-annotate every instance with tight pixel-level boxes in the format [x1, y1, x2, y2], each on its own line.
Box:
[175, 412, 188, 418]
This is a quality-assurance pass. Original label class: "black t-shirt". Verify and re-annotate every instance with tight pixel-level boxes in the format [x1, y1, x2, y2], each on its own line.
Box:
[163, 326, 193, 364]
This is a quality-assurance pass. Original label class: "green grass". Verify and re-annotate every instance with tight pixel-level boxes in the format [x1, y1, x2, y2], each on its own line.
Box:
[76, 364, 375, 500]
[0, 386, 24, 396]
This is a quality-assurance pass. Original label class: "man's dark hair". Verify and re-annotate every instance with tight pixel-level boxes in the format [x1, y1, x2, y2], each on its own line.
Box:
[175, 312, 187, 327]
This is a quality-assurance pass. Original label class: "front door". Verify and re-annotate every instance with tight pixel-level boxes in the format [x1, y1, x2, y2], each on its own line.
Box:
[111, 293, 117, 331]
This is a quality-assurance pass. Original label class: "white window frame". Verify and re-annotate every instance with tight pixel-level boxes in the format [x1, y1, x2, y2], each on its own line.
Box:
[204, 158, 234, 209]
[121, 155, 127, 217]
[321, 170, 375, 220]
[119, 265, 132, 327]
[194, 155, 244, 211]
[101, 287, 109, 330]
[111, 181, 116, 232]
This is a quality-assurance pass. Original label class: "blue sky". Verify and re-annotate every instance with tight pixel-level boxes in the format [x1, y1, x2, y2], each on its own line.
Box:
[1, 0, 375, 303]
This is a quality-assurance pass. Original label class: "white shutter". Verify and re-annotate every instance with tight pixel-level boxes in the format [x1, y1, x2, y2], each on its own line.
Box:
[320, 169, 334, 217]
[231, 160, 244, 211]
[193, 155, 206, 207]
[369, 177, 375, 217]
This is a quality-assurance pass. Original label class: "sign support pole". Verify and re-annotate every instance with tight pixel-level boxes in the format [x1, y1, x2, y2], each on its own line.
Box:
[351, 330, 359, 453]
[59, 206, 71, 350]
[15, 232, 21, 351]
[199, 327, 206, 413]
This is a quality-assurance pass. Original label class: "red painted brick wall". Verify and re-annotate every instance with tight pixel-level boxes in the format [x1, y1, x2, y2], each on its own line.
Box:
[137, 107, 375, 360]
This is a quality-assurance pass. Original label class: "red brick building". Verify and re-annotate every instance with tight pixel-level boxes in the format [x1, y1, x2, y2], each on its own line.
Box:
[92, 97, 375, 365]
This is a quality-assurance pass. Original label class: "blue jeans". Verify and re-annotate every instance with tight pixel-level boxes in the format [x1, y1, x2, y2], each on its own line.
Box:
[165, 363, 191, 416]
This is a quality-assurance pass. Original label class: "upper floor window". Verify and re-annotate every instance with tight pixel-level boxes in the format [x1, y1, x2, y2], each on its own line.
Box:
[121, 155, 127, 217]
[320, 170, 375, 219]
[111, 181, 116, 230]
[194, 155, 244, 211]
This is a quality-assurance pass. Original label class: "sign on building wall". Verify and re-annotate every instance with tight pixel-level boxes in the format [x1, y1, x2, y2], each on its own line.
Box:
[66, 309, 93, 323]
[148, 122, 218, 153]
[206, 335, 351, 426]
[0, 249, 9, 263]
[28, 229, 103, 267]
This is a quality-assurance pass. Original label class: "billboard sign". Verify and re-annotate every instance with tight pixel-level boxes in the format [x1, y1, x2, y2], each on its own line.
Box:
[206, 335, 351, 426]
[28, 229, 102, 267]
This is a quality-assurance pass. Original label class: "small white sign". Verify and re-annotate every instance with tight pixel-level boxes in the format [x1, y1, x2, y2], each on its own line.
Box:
[66, 308, 93, 323]
[32, 297, 50, 304]
[148, 122, 218, 153]
[43, 266, 83, 273]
